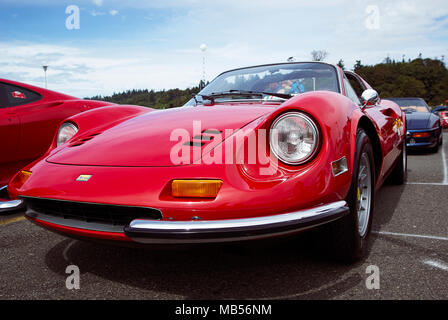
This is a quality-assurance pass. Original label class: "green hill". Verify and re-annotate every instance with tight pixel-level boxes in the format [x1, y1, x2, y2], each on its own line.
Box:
[87, 85, 203, 109]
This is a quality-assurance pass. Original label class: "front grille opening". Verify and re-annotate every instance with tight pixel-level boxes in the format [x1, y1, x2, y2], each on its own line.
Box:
[24, 197, 162, 226]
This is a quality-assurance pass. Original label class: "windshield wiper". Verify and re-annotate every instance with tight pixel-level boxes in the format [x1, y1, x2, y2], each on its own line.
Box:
[259, 91, 294, 100]
[210, 90, 293, 100]
[193, 93, 216, 104]
[194, 90, 293, 105]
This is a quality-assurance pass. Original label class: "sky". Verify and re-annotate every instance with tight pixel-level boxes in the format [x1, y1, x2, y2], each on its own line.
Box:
[0, 0, 447, 98]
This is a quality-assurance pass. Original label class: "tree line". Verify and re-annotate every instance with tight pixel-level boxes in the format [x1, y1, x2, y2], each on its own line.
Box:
[352, 57, 448, 106]
[88, 57, 447, 108]
[88, 86, 201, 109]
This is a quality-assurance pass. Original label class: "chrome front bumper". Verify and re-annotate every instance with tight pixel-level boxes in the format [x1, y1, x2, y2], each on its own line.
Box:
[0, 186, 25, 213]
[125, 201, 349, 244]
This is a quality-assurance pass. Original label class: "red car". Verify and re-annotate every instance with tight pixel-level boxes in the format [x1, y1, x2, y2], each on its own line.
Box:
[440, 111, 448, 129]
[8, 62, 407, 262]
[0, 79, 114, 209]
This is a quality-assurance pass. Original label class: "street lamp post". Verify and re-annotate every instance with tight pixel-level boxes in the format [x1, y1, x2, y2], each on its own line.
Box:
[42, 65, 48, 88]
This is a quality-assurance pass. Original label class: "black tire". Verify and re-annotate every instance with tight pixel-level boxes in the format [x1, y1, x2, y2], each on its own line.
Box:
[431, 142, 439, 153]
[324, 128, 375, 263]
[389, 138, 407, 185]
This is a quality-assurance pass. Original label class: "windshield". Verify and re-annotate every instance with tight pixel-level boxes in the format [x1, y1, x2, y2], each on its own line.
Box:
[388, 98, 430, 113]
[194, 63, 339, 104]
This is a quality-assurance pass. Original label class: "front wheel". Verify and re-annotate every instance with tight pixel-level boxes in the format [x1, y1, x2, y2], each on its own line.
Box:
[325, 129, 375, 263]
[431, 143, 439, 153]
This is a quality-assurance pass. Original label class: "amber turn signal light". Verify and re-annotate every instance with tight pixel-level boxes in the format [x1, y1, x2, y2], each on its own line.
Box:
[10, 170, 32, 190]
[412, 132, 430, 138]
[172, 180, 223, 198]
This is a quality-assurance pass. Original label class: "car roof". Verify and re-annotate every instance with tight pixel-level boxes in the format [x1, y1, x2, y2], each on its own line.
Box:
[0, 78, 76, 99]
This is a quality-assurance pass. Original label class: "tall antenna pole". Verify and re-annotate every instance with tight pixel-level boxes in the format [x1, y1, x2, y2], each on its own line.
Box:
[43, 65, 48, 88]
[200, 44, 207, 89]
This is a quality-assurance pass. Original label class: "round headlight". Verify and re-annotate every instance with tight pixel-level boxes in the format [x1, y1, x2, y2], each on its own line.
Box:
[269, 112, 320, 165]
[57, 122, 78, 147]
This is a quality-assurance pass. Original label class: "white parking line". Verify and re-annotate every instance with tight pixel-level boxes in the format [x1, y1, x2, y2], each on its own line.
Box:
[373, 231, 448, 241]
[423, 259, 448, 272]
[406, 138, 448, 186]
[442, 139, 448, 184]
[406, 182, 448, 186]
[253, 272, 357, 300]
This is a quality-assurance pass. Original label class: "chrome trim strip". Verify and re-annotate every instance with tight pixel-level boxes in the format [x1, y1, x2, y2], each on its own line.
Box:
[130, 201, 346, 231]
[127, 201, 348, 244]
[0, 185, 25, 213]
[335, 65, 344, 95]
[0, 200, 24, 212]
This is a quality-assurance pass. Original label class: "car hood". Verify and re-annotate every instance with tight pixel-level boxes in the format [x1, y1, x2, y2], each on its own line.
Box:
[47, 105, 273, 167]
[406, 112, 431, 129]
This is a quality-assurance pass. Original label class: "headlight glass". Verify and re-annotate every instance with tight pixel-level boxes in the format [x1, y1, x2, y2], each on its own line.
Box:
[57, 122, 78, 147]
[269, 112, 320, 165]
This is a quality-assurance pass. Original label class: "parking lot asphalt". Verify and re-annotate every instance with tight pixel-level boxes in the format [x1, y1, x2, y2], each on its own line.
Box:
[1, 132, 447, 300]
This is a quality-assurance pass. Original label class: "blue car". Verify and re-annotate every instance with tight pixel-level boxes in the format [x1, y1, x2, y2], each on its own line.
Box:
[387, 98, 443, 152]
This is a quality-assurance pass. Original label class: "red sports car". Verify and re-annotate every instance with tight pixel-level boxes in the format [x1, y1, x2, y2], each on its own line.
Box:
[440, 111, 448, 129]
[0, 79, 114, 210]
[8, 62, 407, 262]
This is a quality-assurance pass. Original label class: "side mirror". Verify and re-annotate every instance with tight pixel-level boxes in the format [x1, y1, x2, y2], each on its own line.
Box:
[361, 89, 380, 107]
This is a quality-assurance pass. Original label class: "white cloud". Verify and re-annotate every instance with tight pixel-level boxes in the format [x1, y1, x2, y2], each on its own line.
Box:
[0, 42, 208, 98]
[109, 9, 119, 16]
[90, 10, 106, 16]
[92, 0, 103, 7]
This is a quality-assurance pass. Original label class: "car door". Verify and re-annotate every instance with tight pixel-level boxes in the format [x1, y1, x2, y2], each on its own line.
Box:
[343, 72, 399, 176]
[0, 83, 21, 165]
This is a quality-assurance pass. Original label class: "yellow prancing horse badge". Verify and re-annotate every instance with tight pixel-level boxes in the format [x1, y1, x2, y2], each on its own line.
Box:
[76, 175, 92, 182]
